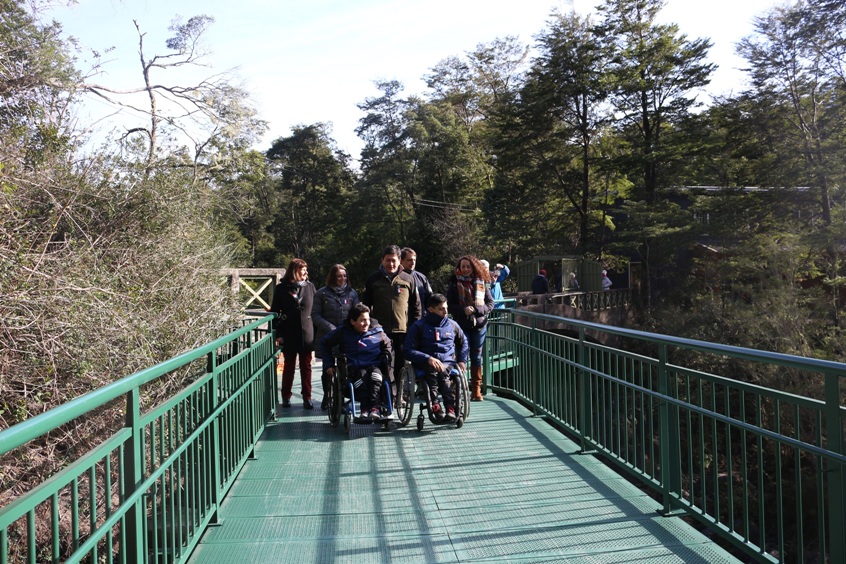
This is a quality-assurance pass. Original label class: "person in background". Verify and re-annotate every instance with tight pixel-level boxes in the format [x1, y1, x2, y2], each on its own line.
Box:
[568, 272, 580, 290]
[602, 269, 613, 291]
[271, 258, 317, 410]
[531, 269, 549, 294]
[320, 303, 393, 420]
[446, 255, 494, 401]
[404, 293, 468, 422]
[312, 264, 359, 410]
[361, 245, 421, 381]
[401, 247, 433, 311]
[481, 259, 510, 309]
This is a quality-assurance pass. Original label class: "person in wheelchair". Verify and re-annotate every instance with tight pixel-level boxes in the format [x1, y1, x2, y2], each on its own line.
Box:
[404, 293, 468, 422]
[320, 303, 394, 420]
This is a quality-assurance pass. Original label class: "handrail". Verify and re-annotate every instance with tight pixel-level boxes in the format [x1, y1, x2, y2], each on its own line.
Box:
[0, 314, 278, 564]
[484, 308, 846, 563]
[508, 289, 631, 310]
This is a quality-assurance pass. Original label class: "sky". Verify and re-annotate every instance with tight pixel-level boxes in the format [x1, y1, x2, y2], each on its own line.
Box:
[49, 0, 780, 161]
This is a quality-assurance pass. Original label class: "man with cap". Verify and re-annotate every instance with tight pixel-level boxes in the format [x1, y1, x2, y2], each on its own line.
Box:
[531, 268, 549, 294]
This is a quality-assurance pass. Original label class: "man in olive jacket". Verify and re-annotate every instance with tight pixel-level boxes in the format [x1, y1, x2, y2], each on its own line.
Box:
[361, 244, 422, 381]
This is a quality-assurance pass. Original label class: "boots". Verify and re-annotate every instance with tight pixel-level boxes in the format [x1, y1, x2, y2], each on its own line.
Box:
[470, 366, 484, 401]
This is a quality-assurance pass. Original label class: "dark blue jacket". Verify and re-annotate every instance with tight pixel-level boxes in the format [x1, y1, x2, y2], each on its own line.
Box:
[312, 284, 360, 346]
[404, 312, 469, 370]
[531, 274, 549, 295]
[320, 322, 393, 372]
[409, 269, 433, 311]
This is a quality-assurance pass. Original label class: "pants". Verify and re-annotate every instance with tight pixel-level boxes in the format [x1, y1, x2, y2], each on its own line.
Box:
[281, 349, 313, 401]
[421, 370, 456, 410]
[351, 365, 384, 412]
[467, 325, 487, 368]
[387, 333, 405, 378]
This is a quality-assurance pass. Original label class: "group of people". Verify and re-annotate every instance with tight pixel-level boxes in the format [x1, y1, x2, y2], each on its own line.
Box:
[530, 268, 613, 294]
[269, 245, 511, 420]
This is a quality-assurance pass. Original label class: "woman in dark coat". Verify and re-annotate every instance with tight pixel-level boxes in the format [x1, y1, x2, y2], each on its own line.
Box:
[312, 264, 359, 409]
[312, 264, 360, 347]
[446, 255, 494, 402]
[270, 258, 317, 409]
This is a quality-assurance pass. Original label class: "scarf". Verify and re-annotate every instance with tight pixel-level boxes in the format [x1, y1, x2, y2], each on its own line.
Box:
[332, 284, 348, 296]
[379, 264, 399, 280]
[455, 274, 485, 308]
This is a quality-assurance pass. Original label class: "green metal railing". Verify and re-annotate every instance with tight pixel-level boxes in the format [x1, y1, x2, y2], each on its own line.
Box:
[509, 289, 631, 310]
[484, 309, 846, 563]
[0, 315, 277, 564]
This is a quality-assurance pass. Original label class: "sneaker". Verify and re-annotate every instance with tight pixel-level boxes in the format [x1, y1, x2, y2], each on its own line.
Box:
[358, 408, 371, 420]
[303, 399, 313, 410]
[370, 407, 382, 420]
[444, 407, 456, 422]
[431, 403, 444, 420]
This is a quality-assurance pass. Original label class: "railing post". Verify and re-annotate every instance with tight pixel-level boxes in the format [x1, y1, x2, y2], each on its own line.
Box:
[207, 351, 224, 526]
[658, 343, 682, 515]
[577, 327, 593, 453]
[825, 373, 845, 563]
[530, 317, 539, 416]
[122, 388, 146, 563]
[483, 320, 492, 397]
[271, 317, 279, 418]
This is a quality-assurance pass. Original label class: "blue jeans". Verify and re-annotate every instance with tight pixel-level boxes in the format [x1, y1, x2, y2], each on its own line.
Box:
[467, 325, 486, 368]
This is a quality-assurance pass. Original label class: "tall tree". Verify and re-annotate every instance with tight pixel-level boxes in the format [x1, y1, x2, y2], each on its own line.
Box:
[738, 1, 846, 226]
[0, 0, 78, 157]
[264, 123, 355, 267]
[356, 80, 415, 244]
[82, 15, 265, 174]
[594, 0, 715, 201]
[425, 36, 530, 133]
[521, 10, 611, 253]
[402, 98, 491, 269]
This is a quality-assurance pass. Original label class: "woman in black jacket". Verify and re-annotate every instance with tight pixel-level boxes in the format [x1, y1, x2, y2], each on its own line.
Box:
[270, 258, 316, 409]
[312, 264, 359, 409]
[446, 255, 493, 402]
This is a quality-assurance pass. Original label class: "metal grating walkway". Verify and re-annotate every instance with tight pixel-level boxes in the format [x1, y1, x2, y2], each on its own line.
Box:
[188, 368, 739, 563]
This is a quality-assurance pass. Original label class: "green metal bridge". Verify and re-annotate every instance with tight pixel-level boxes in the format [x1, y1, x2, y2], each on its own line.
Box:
[1, 310, 844, 563]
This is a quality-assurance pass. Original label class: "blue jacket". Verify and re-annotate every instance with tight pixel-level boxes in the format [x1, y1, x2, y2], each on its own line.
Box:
[312, 284, 359, 346]
[320, 322, 393, 372]
[489, 265, 510, 308]
[404, 312, 469, 370]
[409, 269, 433, 311]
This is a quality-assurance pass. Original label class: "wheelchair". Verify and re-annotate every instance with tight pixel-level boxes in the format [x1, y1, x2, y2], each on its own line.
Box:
[326, 357, 395, 435]
[398, 363, 469, 431]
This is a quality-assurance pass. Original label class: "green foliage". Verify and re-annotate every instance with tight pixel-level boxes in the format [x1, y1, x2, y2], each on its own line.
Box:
[262, 123, 356, 274]
[0, 8, 257, 534]
[594, 0, 716, 200]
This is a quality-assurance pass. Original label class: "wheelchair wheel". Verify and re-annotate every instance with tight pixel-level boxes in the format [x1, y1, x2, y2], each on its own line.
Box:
[343, 412, 351, 434]
[395, 364, 415, 427]
[416, 413, 425, 432]
[457, 372, 470, 421]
